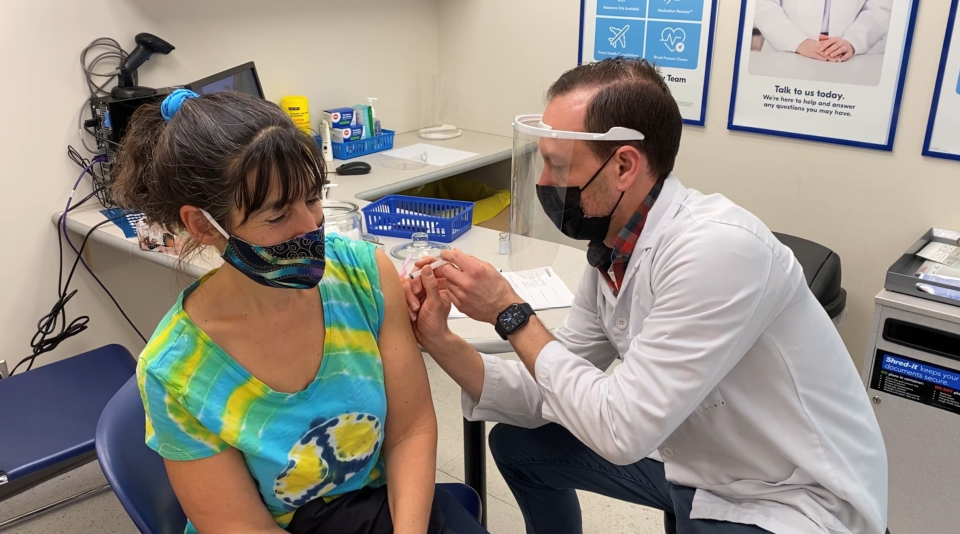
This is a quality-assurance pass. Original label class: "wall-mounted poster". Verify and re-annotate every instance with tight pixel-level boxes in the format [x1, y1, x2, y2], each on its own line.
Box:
[923, 0, 960, 162]
[727, 0, 920, 150]
[579, 0, 719, 125]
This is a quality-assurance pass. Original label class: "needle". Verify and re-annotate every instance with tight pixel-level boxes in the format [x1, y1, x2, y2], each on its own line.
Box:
[407, 259, 457, 280]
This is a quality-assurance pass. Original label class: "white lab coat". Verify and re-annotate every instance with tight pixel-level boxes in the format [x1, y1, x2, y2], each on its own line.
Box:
[463, 176, 887, 534]
[754, 0, 892, 55]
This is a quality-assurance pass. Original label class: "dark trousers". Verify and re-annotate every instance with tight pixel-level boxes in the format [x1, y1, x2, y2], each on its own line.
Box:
[287, 485, 488, 534]
[489, 423, 774, 534]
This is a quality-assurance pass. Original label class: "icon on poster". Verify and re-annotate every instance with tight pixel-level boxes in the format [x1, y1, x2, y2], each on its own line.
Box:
[609, 25, 631, 49]
[646, 20, 700, 69]
[595, 18, 644, 58]
[660, 27, 686, 53]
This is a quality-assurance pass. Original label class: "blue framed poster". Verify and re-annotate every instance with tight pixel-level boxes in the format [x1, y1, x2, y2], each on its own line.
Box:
[727, 0, 920, 151]
[923, 0, 960, 162]
[579, 0, 719, 126]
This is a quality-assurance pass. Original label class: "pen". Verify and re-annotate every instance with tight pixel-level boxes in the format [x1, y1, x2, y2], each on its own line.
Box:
[408, 259, 457, 280]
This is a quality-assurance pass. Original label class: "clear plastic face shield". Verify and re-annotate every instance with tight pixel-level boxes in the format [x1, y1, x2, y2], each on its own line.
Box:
[508, 114, 644, 271]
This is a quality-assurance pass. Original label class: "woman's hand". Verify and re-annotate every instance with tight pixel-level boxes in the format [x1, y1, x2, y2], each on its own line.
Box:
[402, 257, 455, 351]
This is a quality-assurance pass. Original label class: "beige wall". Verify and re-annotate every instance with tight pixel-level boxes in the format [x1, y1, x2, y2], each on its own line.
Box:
[4, 0, 956, 377]
[0, 0, 439, 375]
[437, 0, 960, 365]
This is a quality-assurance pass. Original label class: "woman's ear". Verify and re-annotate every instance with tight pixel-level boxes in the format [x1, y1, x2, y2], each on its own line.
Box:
[180, 206, 226, 247]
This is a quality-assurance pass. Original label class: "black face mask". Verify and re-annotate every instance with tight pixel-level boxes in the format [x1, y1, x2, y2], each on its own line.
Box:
[535, 153, 624, 242]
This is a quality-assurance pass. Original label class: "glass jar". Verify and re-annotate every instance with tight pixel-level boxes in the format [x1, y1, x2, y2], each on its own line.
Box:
[322, 200, 363, 240]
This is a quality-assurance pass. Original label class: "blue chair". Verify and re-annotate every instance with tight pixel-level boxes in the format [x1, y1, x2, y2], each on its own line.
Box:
[0, 344, 135, 528]
[96, 376, 482, 534]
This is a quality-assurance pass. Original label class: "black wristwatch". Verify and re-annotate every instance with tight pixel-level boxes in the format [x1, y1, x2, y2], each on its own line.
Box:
[495, 303, 536, 340]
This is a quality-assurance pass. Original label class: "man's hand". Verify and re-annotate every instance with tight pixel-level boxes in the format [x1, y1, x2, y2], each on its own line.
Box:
[401, 258, 453, 351]
[819, 36, 855, 62]
[438, 249, 523, 325]
[796, 38, 828, 60]
[405, 250, 522, 325]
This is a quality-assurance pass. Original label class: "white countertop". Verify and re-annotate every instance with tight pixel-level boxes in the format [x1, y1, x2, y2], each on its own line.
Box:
[56, 130, 587, 353]
[748, 51, 884, 86]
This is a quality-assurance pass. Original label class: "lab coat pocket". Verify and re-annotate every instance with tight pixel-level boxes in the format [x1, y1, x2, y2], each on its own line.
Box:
[693, 386, 725, 415]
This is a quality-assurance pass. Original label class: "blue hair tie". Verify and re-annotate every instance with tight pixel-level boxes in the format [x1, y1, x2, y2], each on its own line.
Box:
[161, 89, 200, 122]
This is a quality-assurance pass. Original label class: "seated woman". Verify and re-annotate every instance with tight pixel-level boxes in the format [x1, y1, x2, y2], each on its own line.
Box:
[111, 89, 486, 534]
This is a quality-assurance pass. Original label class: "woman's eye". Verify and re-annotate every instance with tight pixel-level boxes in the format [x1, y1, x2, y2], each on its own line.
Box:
[307, 197, 322, 206]
[266, 213, 286, 224]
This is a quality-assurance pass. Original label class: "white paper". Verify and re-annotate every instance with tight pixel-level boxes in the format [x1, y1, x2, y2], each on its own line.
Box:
[916, 242, 960, 269]
[383, 143, 478, 167]
[448, 267, 575, 319]
[916, 260, 960, 281]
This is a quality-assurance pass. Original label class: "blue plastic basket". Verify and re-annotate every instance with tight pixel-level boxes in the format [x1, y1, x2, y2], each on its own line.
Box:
[313, 130, 395, 161]
[362, 195, 474, 243]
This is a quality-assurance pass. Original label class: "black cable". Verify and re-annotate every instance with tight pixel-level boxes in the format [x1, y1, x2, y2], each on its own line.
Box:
[68, 190, 101, 212]
[10, 216, 122, 376]
[83, 122, 121, 147]
[67, 145, 111, 208]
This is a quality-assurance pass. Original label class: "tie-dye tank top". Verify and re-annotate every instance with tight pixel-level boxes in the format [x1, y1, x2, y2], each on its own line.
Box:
[137, 235, 387, 533]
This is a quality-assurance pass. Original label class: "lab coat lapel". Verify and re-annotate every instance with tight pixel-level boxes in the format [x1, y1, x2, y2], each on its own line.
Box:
[597, 176, 685, 305]
[616, 175, 688, 293]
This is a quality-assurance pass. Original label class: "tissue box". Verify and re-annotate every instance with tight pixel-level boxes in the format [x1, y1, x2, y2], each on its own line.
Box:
[323, 107, 355, 128]
[331, 125, 364, 142]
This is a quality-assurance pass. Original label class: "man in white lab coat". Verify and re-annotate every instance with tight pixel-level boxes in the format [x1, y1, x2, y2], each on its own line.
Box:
[402, 58, 887, 534]
[754, 0, 892, 62]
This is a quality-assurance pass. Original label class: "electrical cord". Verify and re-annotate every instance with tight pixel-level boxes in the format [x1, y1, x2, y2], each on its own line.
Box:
[68, 145, 111, 208]
[59, 161, 148, 347]
[78, 37, 136, 154]
[8, 156, 147, 376]
[11, 216, 121, 375]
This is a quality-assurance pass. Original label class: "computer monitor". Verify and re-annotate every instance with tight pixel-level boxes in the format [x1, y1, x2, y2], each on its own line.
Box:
[186, 62, 265, 99]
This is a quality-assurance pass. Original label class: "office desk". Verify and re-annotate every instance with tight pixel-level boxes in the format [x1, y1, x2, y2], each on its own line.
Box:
[55, 129, 586, 525]
[748, 51, 884, 86]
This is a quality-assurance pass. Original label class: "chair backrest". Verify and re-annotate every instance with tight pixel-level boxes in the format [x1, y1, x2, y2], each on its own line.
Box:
[95, 376, 187, 534]
[436, 482, 482, 521]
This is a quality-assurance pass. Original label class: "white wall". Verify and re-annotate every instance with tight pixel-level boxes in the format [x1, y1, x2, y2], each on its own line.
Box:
[0, 0, 439, 376]
[437, 0, 960, 365]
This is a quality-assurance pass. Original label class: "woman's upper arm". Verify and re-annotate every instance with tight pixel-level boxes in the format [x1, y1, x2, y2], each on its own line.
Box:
[165, 450, 282, 534]
[374, 249, 437, 444]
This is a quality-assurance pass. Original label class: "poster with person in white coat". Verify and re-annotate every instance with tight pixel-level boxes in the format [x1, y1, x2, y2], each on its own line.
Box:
[729, 0, 918, 149]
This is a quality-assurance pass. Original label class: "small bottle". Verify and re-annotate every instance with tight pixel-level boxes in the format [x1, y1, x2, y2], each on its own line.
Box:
[499, 232, 509, 255]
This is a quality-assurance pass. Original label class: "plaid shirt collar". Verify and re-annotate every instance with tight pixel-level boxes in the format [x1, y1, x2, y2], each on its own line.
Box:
[586, 179, 665, 295]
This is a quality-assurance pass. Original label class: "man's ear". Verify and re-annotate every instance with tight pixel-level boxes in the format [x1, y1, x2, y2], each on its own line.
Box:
[613, 145, 648, 192]
[180, 206, 226, 247]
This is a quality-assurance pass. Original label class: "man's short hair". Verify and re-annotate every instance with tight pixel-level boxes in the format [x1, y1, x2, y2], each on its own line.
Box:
[547, 58, 682, 181]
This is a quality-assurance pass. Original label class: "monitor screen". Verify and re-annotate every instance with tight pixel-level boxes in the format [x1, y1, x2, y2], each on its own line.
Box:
[188, 62, 265, 99]
[200, 68, 260, 97]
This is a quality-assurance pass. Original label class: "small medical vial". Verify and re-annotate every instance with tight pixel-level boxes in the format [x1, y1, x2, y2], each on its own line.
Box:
[499, 232, 509, 255]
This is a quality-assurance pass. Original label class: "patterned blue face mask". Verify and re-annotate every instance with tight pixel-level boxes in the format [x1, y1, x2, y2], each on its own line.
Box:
[201, 210, 326, 290]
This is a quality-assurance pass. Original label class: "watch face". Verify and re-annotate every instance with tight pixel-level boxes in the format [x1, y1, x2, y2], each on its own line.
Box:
[499, 304, 525, 333]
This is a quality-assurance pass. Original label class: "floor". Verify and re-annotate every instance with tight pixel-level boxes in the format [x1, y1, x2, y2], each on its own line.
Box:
[1, 353, 664, 534]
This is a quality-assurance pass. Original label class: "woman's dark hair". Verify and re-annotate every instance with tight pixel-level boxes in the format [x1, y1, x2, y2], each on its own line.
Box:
[547, 58, 682, 181]
[111, 91, 326, 258]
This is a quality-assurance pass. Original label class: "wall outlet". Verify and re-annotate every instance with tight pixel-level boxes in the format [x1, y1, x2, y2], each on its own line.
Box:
[0, 359, 8, 379]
